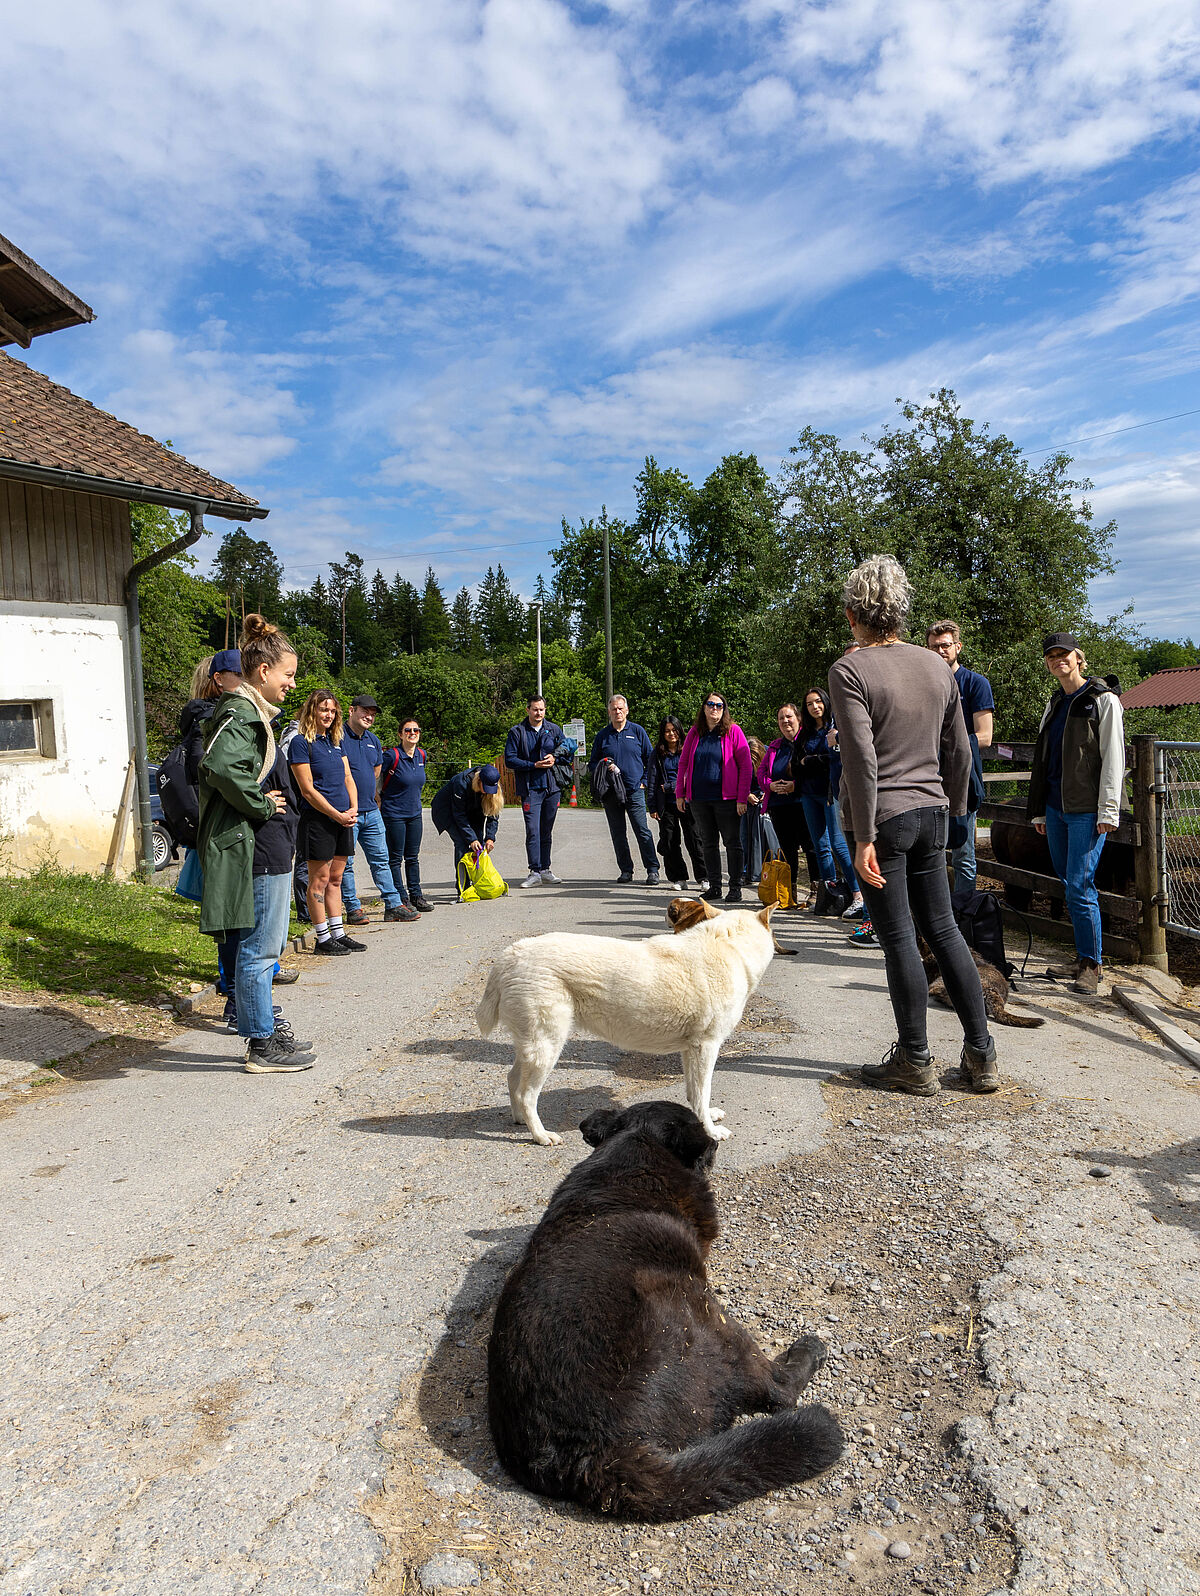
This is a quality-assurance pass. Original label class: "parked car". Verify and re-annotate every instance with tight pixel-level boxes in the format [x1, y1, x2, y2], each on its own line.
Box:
[147, 762, 180, 872]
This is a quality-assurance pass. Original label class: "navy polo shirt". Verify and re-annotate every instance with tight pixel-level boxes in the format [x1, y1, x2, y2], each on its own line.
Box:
[954, 665, 995, 735]
[288, 733, 350, 810]
[379, 747, 427, 820]
[691, 730, 724, 801]
[343, 726, 383, 813]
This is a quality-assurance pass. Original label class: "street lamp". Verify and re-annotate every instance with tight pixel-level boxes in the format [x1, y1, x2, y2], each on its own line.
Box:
[533, 602, 543, 699]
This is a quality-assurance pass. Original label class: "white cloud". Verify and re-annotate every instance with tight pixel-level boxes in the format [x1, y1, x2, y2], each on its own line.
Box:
[736, 75, 799, 133]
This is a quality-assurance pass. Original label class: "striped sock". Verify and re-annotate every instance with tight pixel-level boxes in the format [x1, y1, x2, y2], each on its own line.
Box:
[314, 920, 331, 944]
[328, 916, 344, 939]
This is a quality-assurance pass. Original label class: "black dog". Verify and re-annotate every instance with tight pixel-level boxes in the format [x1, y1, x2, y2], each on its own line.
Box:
[487, 1101, 843, 1521]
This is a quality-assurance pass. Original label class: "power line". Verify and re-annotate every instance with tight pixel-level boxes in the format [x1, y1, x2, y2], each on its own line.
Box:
[1024, 406, 1200, 457]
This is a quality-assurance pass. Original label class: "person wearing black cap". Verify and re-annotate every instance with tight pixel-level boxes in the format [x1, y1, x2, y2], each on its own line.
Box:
[1028, 633, 1125, 996]
[430, 764, 504, 897]
[339, 695, 416, 925]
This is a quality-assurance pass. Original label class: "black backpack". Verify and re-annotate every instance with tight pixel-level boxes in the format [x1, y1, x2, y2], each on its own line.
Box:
[952, 886, 1013, 978]
[157, 738, 200, 846]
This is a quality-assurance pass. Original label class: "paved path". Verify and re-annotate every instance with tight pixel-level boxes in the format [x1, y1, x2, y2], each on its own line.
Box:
[1, 810, 1198, 1594]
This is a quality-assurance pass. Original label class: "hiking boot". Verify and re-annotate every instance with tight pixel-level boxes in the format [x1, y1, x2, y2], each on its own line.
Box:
[1046, 956, 1082, 980]
[861, 1042, 939, 1096]
[272, 1015, 315, 1053]
[724, 886, 743, 904]
[848, 920, 877, 946]
[1072, 960, 1101, 995]
[344, 907, 370, 926]
[520, 870, 543, 889]
[244, 1034, 316, 1073]
[410, 894, 435, 912]
[956, 1036, 999, 1093]
[385, 903, 420, 922]
[313, 937, 352, 956]
[334, 934, 368, 953]
[272, 966, 300, 985]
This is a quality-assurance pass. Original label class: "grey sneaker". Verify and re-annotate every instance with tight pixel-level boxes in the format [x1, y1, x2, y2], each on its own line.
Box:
[520, 871, 543, 889]
[956, 1036, 999, 1093]
[245, 1035, 316, 1073]
[540, 869, 564, 884]
[861, 1042, 938, 1097]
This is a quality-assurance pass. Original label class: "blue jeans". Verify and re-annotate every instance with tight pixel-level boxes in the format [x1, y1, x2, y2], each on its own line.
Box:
[1043, 805, 1107, 965]
[522, 786, 560, 871]
[951, 812, 977, 890]
[235, 871, 293, 1040]
[800, 794, 858, 891]
[603, 789, 658, 875]
[341, 807, 403, 911]
[383, 812, 423, 900]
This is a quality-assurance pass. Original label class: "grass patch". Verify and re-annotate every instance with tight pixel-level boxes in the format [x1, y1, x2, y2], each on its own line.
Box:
[0, 865, 216, 1003]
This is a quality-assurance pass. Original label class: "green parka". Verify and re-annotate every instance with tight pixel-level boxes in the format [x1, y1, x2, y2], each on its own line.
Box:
[197, 692, 277, 936]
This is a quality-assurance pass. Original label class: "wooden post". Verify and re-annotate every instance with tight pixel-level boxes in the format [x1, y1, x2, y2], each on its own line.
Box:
[105, 753, 138, 877]
[1132, 733, 1168, 970]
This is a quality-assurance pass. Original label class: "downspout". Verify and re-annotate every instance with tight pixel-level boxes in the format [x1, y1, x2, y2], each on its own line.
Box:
[125, 505, 207, 877]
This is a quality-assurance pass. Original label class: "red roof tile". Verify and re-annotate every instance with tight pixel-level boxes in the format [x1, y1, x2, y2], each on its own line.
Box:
[1121, 667, 1200, 709]
[0, 352, 263, 512]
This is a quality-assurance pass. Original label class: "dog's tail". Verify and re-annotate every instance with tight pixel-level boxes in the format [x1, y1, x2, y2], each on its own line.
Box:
[992, 1007, 1045, 1028]
[596, 1406, 843, 1522]
[476, 960, 506, 1037]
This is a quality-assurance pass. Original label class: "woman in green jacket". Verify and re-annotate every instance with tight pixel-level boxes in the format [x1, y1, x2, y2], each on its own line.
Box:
[198, 614, 313, 1073]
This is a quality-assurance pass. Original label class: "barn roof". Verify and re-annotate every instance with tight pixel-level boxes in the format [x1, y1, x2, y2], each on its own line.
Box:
[1120, 667, 1200, 709]
[0, 352, 266, 520]
[0, 232, 94, 348]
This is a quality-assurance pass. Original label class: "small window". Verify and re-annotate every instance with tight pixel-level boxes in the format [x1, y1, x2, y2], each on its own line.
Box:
[0, 701, 57, 760]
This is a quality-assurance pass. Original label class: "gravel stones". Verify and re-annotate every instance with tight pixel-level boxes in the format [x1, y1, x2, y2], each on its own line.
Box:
[418, 1552, 481, 1588]
[886, 1540, 912, 1559]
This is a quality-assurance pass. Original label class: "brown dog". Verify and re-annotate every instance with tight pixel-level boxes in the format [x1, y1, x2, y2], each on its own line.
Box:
[916, 932, 1044, 1028]
[668, 895, 797, 955]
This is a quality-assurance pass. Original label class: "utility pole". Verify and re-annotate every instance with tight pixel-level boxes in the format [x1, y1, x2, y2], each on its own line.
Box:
[601, 509, 613, 704]
[533, 602, 544, 699]
[341, 589, 347, 670]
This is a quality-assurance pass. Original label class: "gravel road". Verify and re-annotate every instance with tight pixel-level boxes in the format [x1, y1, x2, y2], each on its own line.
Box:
[1, 811, 1198, 1595]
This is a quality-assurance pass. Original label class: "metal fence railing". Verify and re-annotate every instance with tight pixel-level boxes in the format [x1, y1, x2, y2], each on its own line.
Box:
[1156, 742, 1200, 942]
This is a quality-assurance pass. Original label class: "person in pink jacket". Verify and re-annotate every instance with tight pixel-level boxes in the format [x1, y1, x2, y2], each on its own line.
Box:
[676, 690, 753, 902]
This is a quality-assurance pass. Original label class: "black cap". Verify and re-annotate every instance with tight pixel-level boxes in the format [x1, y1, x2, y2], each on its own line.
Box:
[477, 763, 501, 793]
[1042, 632, 1079, 655]
[351, 694, 380, 710]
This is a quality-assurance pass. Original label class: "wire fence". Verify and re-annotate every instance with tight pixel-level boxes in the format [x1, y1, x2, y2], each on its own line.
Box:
[1157, 742, 1200, 941]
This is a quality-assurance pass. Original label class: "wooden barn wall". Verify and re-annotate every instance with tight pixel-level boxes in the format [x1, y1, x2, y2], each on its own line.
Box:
[0, 479, 132, 605]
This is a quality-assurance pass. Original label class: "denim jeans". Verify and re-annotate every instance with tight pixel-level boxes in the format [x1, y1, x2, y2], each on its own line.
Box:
[951, 812, 977, 890]
[740, 807, 765, 883]
[341, 807, 403, 911]
[691, 798, 744, 893]
[235, 871, 294, 1040]
[383, 812, 423, 901]
[851, 805, 990, 1055]
[522, 786, 560, 871]
[1043, 805, 1107, 965]
[603, 790, 658, 875]
[799, 794, 858, 890]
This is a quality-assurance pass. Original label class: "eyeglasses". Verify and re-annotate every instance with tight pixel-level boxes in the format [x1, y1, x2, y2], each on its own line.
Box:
[705, 700, 724, 709]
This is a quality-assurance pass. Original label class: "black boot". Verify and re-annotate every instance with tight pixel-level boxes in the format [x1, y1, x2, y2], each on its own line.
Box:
[861, 1042, 938, 1097]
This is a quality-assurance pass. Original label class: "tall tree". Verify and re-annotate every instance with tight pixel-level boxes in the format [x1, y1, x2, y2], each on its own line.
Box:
[450, 586, 476, 654]
[420, 566, 452, 652]
[475, 565, 525, 656]
[209, 527, 283, 622]
[131, 503, 223, 755]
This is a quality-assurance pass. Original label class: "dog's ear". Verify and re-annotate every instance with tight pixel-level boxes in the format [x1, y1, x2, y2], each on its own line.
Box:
[579, 1107, 622, 1147]
[757, 903, 775, 930]
[696, 898, 721, 921]
[660, 1111, 718, 1169]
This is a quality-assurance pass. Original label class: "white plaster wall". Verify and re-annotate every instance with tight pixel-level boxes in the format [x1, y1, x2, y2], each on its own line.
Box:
[0, 601, 138, 875]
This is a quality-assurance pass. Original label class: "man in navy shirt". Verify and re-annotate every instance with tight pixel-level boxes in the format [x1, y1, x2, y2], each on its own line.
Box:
[588, 694, 659, 885]
[340, 695, 415, 923]
[927, 621, 995, 892]
[505, 695, 567, 889]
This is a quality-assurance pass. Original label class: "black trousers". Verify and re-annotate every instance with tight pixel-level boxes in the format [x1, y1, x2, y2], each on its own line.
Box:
[691, 798, 743, 893]
[655, 798, 706, 883]
[851, 805, 990, 1054]
[769, 804, 819, 900]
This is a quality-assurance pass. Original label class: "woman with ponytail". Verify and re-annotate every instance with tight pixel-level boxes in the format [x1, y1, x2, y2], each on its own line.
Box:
[199, 615, 315, 1073]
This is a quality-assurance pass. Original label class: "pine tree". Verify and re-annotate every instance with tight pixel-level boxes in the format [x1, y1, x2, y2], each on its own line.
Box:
[420, 566, 452, 652]
[450, 586, 476, 654]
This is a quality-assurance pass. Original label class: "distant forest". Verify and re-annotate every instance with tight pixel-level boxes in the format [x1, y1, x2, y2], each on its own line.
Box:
[134, 389, 1200, 779]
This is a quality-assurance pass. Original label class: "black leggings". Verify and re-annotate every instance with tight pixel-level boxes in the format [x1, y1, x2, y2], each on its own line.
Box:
[769, 804, 819, 900]
[691, 798, 743, 892]
[656, 798, 706, 883]
[852, 806, 989, 1054]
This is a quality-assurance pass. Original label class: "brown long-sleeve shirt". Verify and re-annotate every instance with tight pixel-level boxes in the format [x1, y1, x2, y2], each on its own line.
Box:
[827, 642, 971, 844]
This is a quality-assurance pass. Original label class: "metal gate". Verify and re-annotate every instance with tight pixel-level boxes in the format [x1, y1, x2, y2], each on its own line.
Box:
[1156, 741, 1200, 940]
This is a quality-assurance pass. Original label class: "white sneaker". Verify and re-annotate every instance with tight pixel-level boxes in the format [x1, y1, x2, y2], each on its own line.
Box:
[699, 880, 710, 892]
[540, 869, 564, 884]
[842, 893, 865, 920]
[520, 870, 542, 889]
[672, 881, 687, 891]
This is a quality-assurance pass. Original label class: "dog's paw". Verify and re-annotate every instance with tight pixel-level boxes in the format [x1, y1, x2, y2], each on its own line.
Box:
[532, 1130, 563, 1146]
[776, 1333, 828, 1395]
[706, 1123, 732, 1141]
[709, 1107, 726, 1121]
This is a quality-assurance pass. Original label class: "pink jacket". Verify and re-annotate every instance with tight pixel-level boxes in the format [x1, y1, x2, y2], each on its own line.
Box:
[756, 736, 792, 814]
[677, 723, 753, 804]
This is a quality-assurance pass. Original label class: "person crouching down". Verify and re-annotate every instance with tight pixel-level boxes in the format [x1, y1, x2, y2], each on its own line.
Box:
[431, 764, 504, 897]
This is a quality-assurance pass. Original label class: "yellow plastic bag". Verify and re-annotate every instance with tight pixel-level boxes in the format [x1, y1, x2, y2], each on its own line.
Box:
[457, 849, 510, 901]
[758, 850, 792, 910]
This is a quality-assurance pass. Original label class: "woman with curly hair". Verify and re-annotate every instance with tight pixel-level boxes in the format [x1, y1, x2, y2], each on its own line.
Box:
[828, 555, 994, 1098]
[288, 689, 364, 956]
[675, 689, 753, 903]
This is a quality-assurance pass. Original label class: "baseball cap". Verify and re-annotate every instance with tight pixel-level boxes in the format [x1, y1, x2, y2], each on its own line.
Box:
[210, 648, 242, 676]
[477, 763, 501, 793]
[351, 694, 380, 710]
[1042, 632, 1079, 655]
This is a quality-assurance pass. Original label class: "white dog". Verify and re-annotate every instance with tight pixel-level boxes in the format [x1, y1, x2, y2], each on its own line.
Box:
[476, 900, 776, 1146]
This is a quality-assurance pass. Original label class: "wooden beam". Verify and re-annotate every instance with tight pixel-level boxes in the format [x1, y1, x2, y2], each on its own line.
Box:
[0, 300, 32, 349]
[979, 797, 1139, 846]
[1113, 986, 1200, 1068]
[981, 858, 1139, 920]
[104, 754, 138, 877]
[1004, 906, 1139, 964]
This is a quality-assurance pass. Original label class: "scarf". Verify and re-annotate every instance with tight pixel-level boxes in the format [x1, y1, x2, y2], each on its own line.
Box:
[234, 682, 278, 784]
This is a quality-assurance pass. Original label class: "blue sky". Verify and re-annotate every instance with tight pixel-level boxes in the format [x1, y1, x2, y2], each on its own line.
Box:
[6, 0, 1200, 637]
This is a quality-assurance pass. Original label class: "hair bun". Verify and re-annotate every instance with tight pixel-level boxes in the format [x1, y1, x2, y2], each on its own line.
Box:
[239, 612, 277, 646]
